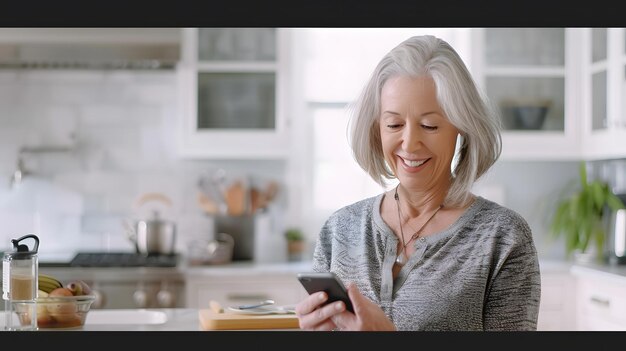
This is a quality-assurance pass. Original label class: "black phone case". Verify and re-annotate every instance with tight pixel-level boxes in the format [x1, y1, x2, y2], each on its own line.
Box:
[296, 272, 354, 312]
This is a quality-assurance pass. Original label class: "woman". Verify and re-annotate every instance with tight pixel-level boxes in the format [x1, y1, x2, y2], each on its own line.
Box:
[294, 35, 541, 331]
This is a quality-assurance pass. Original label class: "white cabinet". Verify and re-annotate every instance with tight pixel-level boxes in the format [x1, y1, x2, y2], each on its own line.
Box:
[177, 28, 293, 159]
[572, 265, 626, 330]
[470, 28, 581, 161]
[580, 28, 626, 160]
[185, 268, 308, 309]
[471, 27, 626, 161]
[537, 270, 576, 331]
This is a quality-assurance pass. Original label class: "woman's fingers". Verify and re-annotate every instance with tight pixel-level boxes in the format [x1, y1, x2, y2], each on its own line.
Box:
[346, 283, 362, 313]
[295, 292, 346, 330]
[295, 291, 327, 316]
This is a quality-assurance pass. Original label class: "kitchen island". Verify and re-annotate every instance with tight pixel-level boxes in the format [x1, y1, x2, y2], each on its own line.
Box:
[2, 308, 300, 331]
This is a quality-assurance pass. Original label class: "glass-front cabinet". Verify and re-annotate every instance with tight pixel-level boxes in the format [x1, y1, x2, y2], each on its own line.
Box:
[177, 28, 291, 159]
[581, 28, 626, 160]
[470, 28, 581, 160]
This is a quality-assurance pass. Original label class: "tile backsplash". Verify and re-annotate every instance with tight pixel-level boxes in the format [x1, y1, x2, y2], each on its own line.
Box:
[0, 70, 288, 258]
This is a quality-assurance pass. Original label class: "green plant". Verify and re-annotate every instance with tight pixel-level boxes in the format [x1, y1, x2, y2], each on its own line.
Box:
[550, 161, 625, 258]
[284, 228, 304, 242]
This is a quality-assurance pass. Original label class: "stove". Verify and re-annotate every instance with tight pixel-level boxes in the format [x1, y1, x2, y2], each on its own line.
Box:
[39, 252, 185, 309]
[68, 252, 179, 268]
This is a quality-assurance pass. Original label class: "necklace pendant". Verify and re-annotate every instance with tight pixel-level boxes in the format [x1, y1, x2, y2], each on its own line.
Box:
[395, 253, 407, 266]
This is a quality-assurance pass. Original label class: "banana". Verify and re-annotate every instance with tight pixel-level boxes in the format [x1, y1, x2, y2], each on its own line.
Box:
[38, 284, 57, 294]
[39, 273, 63, 287]
[38, 274, 63, 293]
[38, 284, 61, 294]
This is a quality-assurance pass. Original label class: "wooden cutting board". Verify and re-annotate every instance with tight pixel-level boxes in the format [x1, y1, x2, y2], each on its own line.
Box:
[198, 309, 300, 330]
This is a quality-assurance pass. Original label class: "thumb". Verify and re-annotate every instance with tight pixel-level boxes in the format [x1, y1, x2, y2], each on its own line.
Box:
[346, 282, 363, 313]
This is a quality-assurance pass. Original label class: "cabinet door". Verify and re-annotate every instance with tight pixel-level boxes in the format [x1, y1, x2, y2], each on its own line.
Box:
[177, 28, 291, 159]
[576, 273, 626, 330]
[537, 272, 576, 331]
[470, 28, 580, 160]
[581, 28, 626, 160]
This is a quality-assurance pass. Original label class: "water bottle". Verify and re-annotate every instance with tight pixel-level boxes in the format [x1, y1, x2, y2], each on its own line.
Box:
[2, 234, 39, 331]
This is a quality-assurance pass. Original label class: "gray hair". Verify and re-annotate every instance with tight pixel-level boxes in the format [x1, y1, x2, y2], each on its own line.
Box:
[347, 35, 502, 207]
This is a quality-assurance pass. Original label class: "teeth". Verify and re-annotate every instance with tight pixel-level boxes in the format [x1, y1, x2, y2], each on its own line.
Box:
[404, 159, 427, 167]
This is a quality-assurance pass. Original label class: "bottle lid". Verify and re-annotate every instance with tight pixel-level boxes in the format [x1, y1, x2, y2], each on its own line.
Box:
[4, 234, 39, 259]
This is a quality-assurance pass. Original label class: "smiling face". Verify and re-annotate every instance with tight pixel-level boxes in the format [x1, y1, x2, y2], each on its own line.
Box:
[379, 75, 460, 192]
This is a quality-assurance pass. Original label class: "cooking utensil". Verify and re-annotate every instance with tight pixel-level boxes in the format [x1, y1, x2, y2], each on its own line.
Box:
[197, 192, 219, 215]
[198, 171, 228, 215]
[209, 300, 223, 314]
[211, 169, 229, 214]
[135, 192, 173, 209]
[249, 187, 262, 214]
[227, 305, 295, 315]
[225, 179, 247, 216]
[264, 181, 279, 203]
[237, 299, 274, 310]
[126, 193, 177, 255]
[131, 211, 176, 255]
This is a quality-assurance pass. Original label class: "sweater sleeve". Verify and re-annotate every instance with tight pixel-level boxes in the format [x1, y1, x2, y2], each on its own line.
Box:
[483, 219, 542, 331]
[311, 216, 334, 273]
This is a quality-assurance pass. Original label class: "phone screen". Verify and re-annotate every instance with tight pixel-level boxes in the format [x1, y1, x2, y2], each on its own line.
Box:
[296, 272, 354, 313]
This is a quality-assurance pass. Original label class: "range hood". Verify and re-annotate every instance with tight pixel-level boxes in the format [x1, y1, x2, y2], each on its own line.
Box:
[0, 28, 180, 70]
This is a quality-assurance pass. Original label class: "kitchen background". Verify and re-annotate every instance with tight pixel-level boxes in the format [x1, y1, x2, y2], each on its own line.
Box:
[0, 27, 622, 260]
[0, 28, 626, 330]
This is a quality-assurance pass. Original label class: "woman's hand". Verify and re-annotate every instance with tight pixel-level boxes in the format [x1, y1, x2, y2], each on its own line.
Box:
[294, 283, 396, 331]
[332, 283, 397, 331]
[294, 289, 344, 331]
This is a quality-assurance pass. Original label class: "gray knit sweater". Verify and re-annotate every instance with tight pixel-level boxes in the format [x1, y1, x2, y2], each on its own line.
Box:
[311, 193, 541, 331]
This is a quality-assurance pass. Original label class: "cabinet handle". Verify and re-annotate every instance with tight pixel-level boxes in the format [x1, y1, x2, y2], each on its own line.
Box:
[590, 296, 610, 307]
[226, 293, 271, 301]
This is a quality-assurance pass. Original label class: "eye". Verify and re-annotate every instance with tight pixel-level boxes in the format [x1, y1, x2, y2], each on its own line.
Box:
[386, 124, 403, 129]
[421, 124, 438, 131]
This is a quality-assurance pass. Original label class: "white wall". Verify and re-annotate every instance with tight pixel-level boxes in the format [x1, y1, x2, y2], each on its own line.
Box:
[0, 70, 288, 256]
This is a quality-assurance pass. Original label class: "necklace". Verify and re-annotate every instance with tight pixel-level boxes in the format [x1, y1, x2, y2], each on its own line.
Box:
[393, 185, 443, 266]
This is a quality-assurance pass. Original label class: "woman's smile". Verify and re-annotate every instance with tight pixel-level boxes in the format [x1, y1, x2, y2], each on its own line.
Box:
[398, 156, 431, 173]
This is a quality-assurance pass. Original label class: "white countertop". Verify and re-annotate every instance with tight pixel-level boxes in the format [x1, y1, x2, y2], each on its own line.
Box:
[0, 308, 205, 331]
[80, 308, 202, 331]
[538, 258, 574, 273]
[570, 261, 626, 282]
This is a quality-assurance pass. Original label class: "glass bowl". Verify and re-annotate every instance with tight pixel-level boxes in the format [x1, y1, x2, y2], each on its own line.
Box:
[15, 294, 96, 329]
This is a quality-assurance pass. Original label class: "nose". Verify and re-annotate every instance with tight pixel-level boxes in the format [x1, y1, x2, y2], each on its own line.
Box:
[401, 123, 423, 152]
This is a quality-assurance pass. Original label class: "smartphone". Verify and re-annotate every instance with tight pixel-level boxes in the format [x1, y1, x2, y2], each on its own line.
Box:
[296, 272, 354, 313]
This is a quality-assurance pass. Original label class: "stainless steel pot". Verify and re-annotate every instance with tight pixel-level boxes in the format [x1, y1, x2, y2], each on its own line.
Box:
[127, 211, 177, 255]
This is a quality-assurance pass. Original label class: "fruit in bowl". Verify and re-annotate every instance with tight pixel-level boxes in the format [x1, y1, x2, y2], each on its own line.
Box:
[17, 275, 96, 329]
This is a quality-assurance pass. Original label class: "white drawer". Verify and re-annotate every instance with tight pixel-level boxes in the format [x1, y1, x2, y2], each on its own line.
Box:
[578, 312, 626, 331]
[577, 276, 626, 326]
